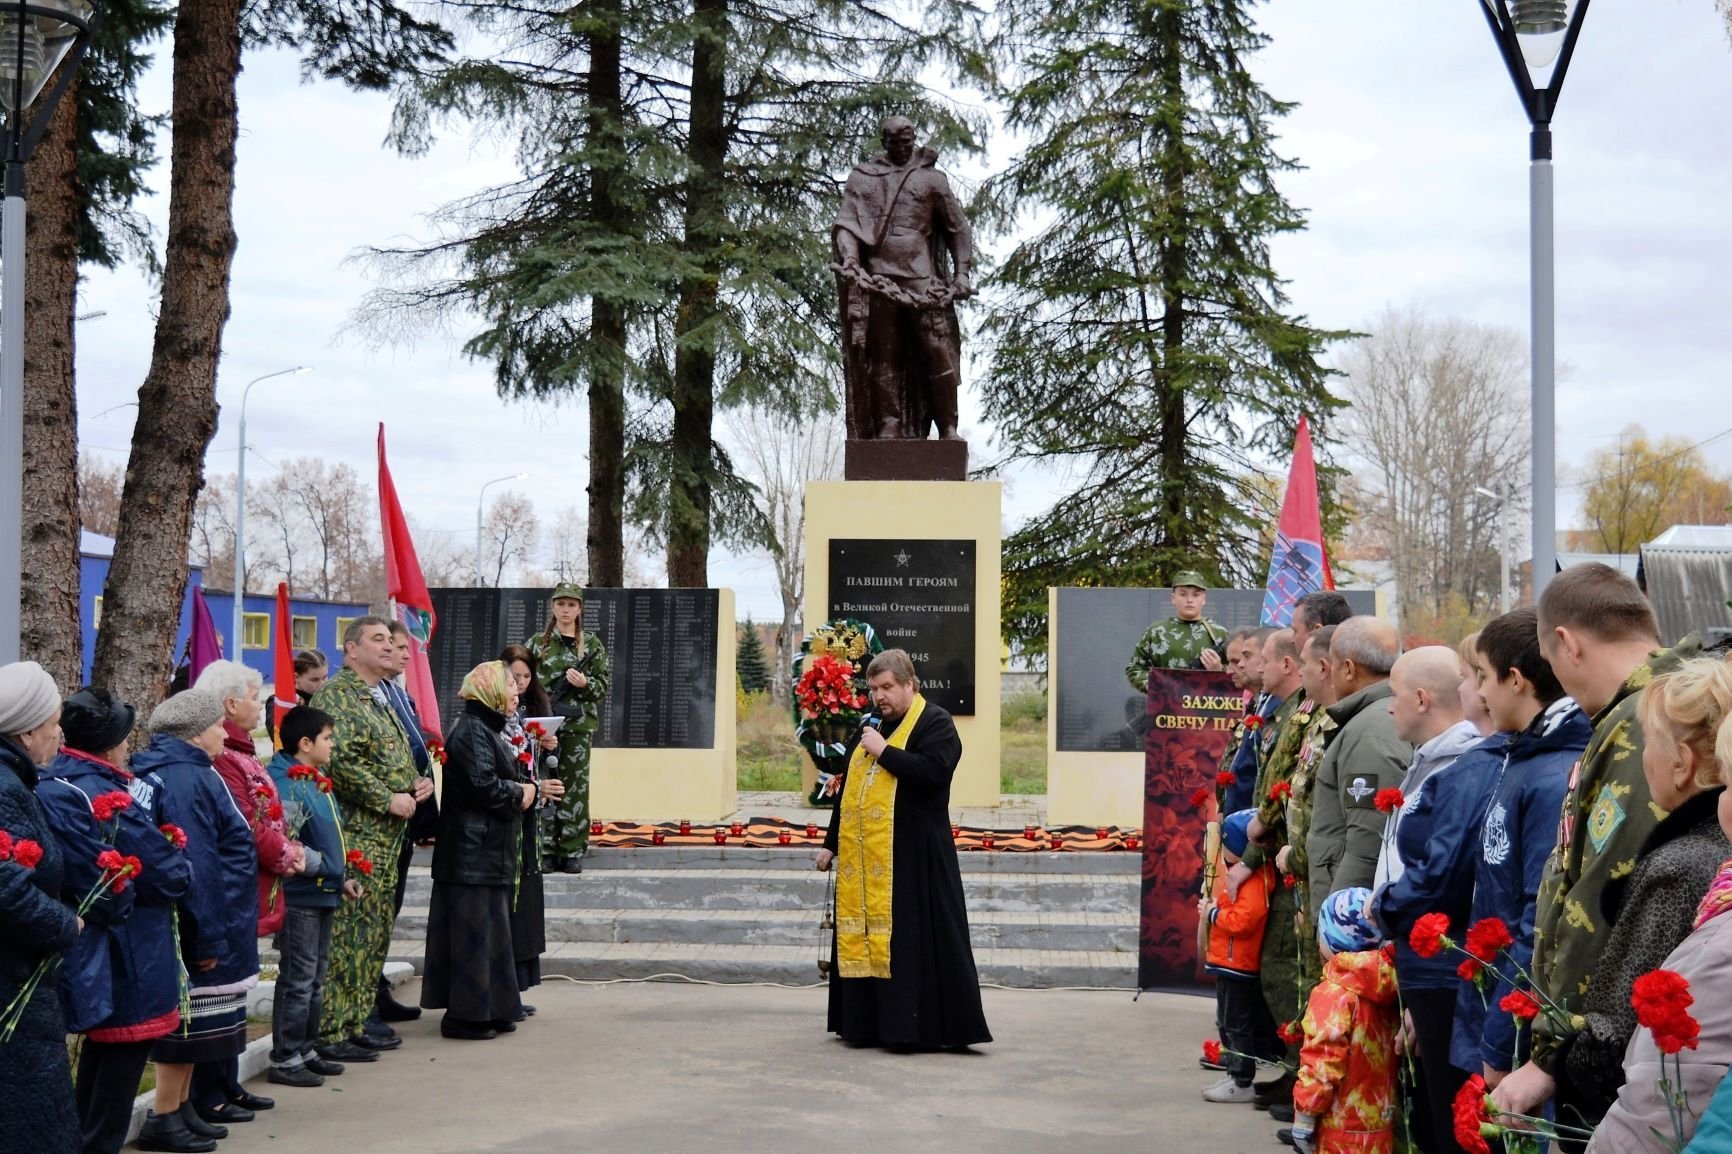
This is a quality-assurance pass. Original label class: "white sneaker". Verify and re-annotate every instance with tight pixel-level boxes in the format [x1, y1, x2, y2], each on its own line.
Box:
[1203, 1078, 1255, 1104]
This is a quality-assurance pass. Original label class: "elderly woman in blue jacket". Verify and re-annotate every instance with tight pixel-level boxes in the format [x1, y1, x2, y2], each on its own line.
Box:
[130, 689, 262, 1152]
[37, 687, 194, 1154]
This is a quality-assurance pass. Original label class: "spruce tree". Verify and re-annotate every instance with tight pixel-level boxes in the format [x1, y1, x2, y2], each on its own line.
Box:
[982, 0, 1346, 655]
[736, 616, 770, 693]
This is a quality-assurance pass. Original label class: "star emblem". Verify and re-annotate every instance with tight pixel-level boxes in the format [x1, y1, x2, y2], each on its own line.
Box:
[893, 549, 911, 568]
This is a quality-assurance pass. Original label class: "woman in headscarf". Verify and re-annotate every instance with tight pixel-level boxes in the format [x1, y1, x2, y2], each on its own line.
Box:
[420, 661, 543, 1040]
[498, 644, 563, 1013]
[0, 661, 81, 1154]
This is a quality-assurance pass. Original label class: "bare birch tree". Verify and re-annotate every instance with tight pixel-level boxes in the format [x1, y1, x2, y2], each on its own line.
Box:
[1339, 308, 1529, 633]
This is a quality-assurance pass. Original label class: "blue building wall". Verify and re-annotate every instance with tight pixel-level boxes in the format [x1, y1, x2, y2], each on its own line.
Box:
[79, 533, 371, 685]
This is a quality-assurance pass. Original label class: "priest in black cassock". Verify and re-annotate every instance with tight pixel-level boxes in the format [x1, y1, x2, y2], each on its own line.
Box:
[818, 648, 992, 1049]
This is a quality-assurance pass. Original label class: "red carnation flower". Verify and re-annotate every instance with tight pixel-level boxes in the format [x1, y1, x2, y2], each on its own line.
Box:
[1277, 1020, 1302, 1045]
[1202, 1040, 1222, 1064]
[346, 849, 375, 876]
[256, 784, 272, 799]
[90, 790, 134, 822]
[315, 772, 333, 793]
[1458, 957, 1485, 984]
[1499, 990, 1541, 1022]
[1373, 788, 1404, 814]
[0, 829, 13, 860]
[110, 855, 144, 894]
[95, 848, 125, 873]
[1189, 787, 1212, 809]
[1268, 781, 1292, 803]
[12, 839, 43, 869]
[1243, 714, 1263, 731]
[1216, 771, 1235, 788]
[1283, 873, 1298, 889]
[1409, 912, 1452, 959]
[159, 823, 188, 850]
[267, 802, 284, 823]
[1464, 917, 1515, 963]
[1632, 970, 1701, 1055]
[287, 764, 315, 781]
[1452, 1074, 1495, 1154]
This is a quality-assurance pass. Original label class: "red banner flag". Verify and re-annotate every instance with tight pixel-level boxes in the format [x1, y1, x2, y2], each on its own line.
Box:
[1261, 415, 1334, 627]
[272, 582, 298, 745]
[377, 425, 443, 738]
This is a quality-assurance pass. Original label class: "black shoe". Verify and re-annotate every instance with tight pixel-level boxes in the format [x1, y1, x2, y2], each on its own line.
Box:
[376, 987, 422, 1022]
[304, 1055, 346, 1076]
[350, 1031, 402, 1051]
[1268, 1103, 1295, 1123]
[559, 855, 583, 874]
[520, 1003, 536, 1017]
[136, 1110, 216, 1153]
[510, 1005, 530, 1022]
[1199, 1055, 1226, 1072]
[181, 1102, 229, 1137]
[363, 1015, 399, 1040]
[1253, 1072, 1293, 1096]
[490, 1017, 518, 1033]
[266, 1066, 325, 1088]
[316, 1040, 378, 1063]
[195, 1101, 250, 1126]
[227, 1089, 274, 1111]
[1277, 1128, 1296, 1148]
[440, 1018, 498, 1041]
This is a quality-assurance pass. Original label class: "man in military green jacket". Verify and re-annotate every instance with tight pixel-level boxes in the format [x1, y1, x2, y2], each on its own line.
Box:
[1306, 616, 1410, 897]
[527, 583, 612, 872]
[1124, 571, 1228, 693]
[1490, 563, 1701, 1120]
[312, 616, 429, 1060]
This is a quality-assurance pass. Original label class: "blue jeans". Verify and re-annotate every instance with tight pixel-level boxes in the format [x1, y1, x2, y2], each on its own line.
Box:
[271, 904, 335, 1069]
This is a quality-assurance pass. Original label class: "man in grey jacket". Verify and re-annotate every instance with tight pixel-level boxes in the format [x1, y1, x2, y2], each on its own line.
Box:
[1307, 616, 1410, 898]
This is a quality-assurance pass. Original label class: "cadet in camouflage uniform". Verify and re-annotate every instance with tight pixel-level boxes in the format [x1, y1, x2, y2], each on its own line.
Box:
[1124, 571, 1228, 693]
[311, 616, 425, 1058]
[527, 583, 611, 871]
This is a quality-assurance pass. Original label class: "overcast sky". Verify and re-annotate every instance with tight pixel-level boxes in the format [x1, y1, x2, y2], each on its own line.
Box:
[72, 0, 1732, 620]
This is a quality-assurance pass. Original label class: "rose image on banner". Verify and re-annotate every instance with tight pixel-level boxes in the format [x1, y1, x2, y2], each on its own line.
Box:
[1139, 667, 1242, 991]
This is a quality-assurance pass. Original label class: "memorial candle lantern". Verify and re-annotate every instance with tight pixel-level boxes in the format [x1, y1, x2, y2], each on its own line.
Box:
[729, 821, 745, 838]
[651, 829, 667, 846]
[1125, 834, 1141, 851]
[777, 829, 792, 845]
[805, 821, 819, 840]
[679, 819, 692, 836]
[1050, 831, 1062, 852]
[1096, 826, 1110, 841]
[1023, 824, 1037, 841]
[714, 830, 728, 845]
[950, 823, 961, 840]
[592, 819, 605, 836]
[981, 833, 995, 850]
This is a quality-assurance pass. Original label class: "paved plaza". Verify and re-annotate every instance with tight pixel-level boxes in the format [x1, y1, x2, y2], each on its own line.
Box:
[211, 980, 1282, 1153]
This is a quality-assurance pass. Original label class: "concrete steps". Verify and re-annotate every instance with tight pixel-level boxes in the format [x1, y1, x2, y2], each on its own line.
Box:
[390, 845, 1142, 989]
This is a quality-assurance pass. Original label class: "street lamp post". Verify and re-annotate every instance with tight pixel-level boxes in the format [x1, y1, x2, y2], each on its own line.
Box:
[1478, 0, 1592, 602]
[1475, 483, 1513, 614]
[475, 473, 529, 588]
[231, 366, 310, 659]
[0, 0, 96, 664]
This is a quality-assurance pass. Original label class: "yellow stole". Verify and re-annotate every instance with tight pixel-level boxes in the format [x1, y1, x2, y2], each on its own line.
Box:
[834, 695, 926, 979]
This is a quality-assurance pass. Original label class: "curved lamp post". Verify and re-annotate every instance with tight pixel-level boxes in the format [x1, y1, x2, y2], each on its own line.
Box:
[1478, 0, 1592, 601]
[475, 473, 529, 588]
[0, 0, 96, 663]
[231, 365, 310, 659]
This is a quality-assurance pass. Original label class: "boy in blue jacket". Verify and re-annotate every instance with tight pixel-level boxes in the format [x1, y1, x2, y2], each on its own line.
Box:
[1450, 608, 1592, 1085]
[266, 707, 359, 1087]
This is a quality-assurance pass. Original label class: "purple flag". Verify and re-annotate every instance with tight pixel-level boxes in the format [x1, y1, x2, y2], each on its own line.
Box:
[189, 586, 223, 683]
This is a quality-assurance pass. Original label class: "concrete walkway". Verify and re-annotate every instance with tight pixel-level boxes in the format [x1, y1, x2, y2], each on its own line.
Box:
[212, 979, 1287, 1154]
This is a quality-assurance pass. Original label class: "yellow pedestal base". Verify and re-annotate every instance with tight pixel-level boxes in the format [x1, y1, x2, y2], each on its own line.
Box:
[803, 481, 1001, 809]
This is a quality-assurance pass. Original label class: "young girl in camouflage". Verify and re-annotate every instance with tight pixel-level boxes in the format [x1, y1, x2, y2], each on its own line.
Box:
[526, 584, 610, 873]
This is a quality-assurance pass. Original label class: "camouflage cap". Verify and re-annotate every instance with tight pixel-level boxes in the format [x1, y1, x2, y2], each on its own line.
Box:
[1171, 571, 1209, 591]
[551, 581, 585, 603]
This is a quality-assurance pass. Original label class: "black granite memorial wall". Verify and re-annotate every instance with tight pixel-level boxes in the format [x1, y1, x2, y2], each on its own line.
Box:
[826, 538, 976, 715]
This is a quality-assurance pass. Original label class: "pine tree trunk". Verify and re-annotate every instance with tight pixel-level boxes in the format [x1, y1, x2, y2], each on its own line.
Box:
[19, 86, 83, 691]
[585, 0, 626, 588]
[92, 0, 239, 715]
[1154, 2, 1190, 566]
[667, 0, 727, 588]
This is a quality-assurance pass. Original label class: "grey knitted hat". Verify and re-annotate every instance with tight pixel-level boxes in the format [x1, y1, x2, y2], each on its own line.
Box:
[0, 661, 63, 736]
[147, 688, 226, 741]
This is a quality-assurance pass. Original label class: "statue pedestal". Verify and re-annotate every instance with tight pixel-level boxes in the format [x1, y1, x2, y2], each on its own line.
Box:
[844, 438, 967, 482]
[803, 480, 1000, 808]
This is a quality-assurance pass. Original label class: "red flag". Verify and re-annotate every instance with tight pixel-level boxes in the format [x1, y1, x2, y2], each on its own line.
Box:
[377, 425, 443, 738]
[272, 582, 297, 746]
[1261, 415, 1334, 627]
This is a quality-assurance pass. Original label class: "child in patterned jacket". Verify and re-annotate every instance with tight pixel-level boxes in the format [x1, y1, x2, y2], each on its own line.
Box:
[1291, 887, 1399, 1154]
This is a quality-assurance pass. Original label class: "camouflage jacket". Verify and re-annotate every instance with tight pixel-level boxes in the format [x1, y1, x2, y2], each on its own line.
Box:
[310, 667, 418, 852]
[1125, 617, 1228, 692]
[1241, 691, 1309, 870]
[1532, 637, 1701, 1061]
[1285, 707, 1339, 898]
[527, 629, 611, 737]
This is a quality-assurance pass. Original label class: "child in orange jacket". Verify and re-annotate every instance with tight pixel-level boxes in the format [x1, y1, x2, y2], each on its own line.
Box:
[1291, 886, 1400, 1154]
[1200, 809, 1278, 1103]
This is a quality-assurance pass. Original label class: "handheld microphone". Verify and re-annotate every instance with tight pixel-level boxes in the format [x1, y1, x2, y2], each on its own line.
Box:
[861, 714, 881, 731]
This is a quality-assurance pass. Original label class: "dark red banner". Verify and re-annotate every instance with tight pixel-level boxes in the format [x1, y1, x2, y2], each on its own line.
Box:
[1138, 668, 1242, 991]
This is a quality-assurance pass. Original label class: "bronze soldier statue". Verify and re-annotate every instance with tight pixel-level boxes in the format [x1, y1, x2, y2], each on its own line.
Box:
[833, 116, 974, 443]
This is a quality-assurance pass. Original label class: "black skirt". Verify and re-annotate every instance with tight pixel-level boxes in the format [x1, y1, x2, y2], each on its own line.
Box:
[510, 869, 546, 991]
[420, 883, 521, 1023]
[149, 992, 248, 1064]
